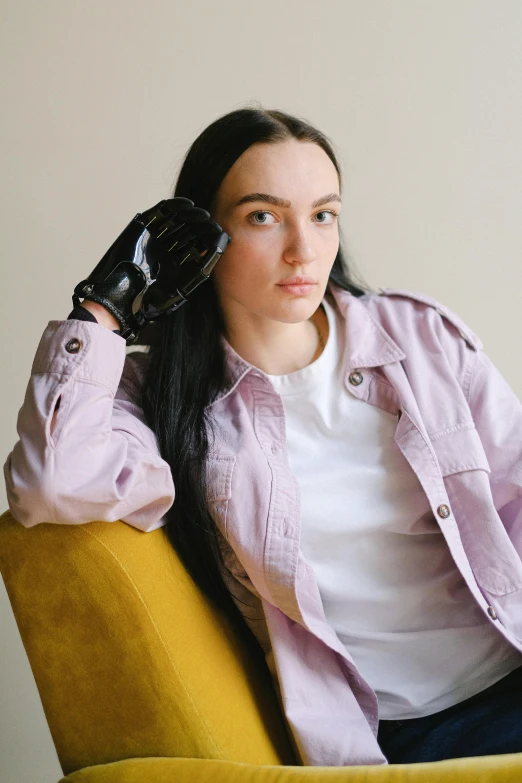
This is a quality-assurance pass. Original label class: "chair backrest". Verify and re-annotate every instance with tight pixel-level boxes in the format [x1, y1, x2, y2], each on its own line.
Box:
[0, 512, 297, 776]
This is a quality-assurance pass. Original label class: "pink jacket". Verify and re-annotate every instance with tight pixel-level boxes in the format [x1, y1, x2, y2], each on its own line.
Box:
[5, 284, 522, 767]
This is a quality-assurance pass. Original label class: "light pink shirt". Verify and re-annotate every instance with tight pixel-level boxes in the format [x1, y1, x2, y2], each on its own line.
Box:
[5, 284, 522, 767]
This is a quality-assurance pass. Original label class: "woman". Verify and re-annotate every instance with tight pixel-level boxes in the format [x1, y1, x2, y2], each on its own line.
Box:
[5, 107, 522, 768]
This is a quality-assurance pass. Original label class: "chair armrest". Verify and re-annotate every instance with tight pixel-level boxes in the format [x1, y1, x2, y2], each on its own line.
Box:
[59, 754, 522, 783]
[0, 512, 295, 772]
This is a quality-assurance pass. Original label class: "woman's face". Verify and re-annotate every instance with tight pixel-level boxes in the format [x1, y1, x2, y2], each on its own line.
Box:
[210, 139, 341, 327]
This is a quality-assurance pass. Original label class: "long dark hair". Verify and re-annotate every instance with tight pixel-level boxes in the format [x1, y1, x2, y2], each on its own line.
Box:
[141, 106, 374, 642]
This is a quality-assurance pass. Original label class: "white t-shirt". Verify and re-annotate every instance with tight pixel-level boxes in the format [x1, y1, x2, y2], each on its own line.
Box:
[264, 295, 522, 720]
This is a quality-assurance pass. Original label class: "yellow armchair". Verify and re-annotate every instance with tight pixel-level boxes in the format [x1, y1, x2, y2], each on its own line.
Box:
[1, 509, 522, 783]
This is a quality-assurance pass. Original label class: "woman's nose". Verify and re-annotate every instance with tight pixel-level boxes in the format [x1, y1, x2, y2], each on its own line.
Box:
[282, 226, 315, 265]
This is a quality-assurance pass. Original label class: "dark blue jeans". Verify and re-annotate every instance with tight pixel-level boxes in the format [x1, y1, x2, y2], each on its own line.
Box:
[377, 665, 522, 763]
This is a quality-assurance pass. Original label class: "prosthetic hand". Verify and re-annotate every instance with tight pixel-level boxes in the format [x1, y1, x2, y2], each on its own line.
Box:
[73, 198, 231, 343]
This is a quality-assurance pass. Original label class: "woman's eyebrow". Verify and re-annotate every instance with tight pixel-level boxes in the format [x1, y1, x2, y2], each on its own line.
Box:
[232, 192, 341, 209]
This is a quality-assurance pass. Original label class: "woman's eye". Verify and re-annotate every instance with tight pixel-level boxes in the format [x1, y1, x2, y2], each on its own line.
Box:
[247, 210, 339, 225]
[248, 211, 276, 225]
[314, 210, 339, 224]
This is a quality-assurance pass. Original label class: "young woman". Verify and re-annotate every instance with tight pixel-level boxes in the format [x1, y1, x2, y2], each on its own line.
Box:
[5, 107, 522, 768]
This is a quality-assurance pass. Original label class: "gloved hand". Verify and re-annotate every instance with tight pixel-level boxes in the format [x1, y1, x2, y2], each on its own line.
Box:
[73, 198, 231, 343]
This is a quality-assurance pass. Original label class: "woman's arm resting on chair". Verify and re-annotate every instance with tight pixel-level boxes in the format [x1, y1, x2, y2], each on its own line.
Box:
[3, 317, 174, 531]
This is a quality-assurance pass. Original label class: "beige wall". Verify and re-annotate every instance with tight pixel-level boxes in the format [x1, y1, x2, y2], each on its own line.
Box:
[2, 1, 522, 780]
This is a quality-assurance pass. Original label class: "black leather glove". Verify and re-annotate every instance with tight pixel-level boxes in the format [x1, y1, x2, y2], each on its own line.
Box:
[72, 198, 231, 343]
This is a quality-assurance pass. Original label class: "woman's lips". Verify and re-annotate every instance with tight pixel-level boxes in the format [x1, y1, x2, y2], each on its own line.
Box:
[277, 283, 316, 296]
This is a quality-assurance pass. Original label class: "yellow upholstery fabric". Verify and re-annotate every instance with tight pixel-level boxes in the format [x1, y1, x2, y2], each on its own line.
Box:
[2, 509, 522, 783]
[0, 511, 295, 775]
[59, 755, 522, 782]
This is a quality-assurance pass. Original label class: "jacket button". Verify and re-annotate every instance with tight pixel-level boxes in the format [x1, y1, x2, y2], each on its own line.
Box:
[65, 339, 82, 354]
[437, 504, 451, 518]
[349, 371, 363, 386]
[487, 606, 498, 621]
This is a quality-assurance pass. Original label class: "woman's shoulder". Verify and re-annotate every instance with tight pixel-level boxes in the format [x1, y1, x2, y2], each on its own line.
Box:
[330, 283, 485, 392]
[357, 286, 484, 353]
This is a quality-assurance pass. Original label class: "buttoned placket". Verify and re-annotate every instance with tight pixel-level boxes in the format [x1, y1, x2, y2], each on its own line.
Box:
[246, 365, 385, 744]
[249, 370, 303, 620]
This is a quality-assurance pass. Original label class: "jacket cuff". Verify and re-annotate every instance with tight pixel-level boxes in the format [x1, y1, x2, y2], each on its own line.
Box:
[67, 304, 122, 336]
[31, 320, 127, 395]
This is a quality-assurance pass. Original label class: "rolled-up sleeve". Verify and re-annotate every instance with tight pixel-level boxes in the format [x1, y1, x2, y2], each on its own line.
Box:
[3, 319, 174, 530]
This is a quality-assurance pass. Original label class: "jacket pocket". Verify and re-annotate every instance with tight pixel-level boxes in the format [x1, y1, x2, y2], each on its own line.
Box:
[430, 422, 491, 476]
[431, 424, 522, 595]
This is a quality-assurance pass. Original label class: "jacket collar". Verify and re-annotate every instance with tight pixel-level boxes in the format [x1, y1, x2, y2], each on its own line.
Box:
[208, 284, 406, 408]
[329, 285, 406, 371]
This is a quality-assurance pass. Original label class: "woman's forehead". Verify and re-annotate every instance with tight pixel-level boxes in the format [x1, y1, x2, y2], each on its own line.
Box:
[217, 141, 340, 209]
[233, 139, 336, 177]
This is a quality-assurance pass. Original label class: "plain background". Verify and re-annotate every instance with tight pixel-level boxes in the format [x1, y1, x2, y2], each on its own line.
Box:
[1, 1, 522, 781]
